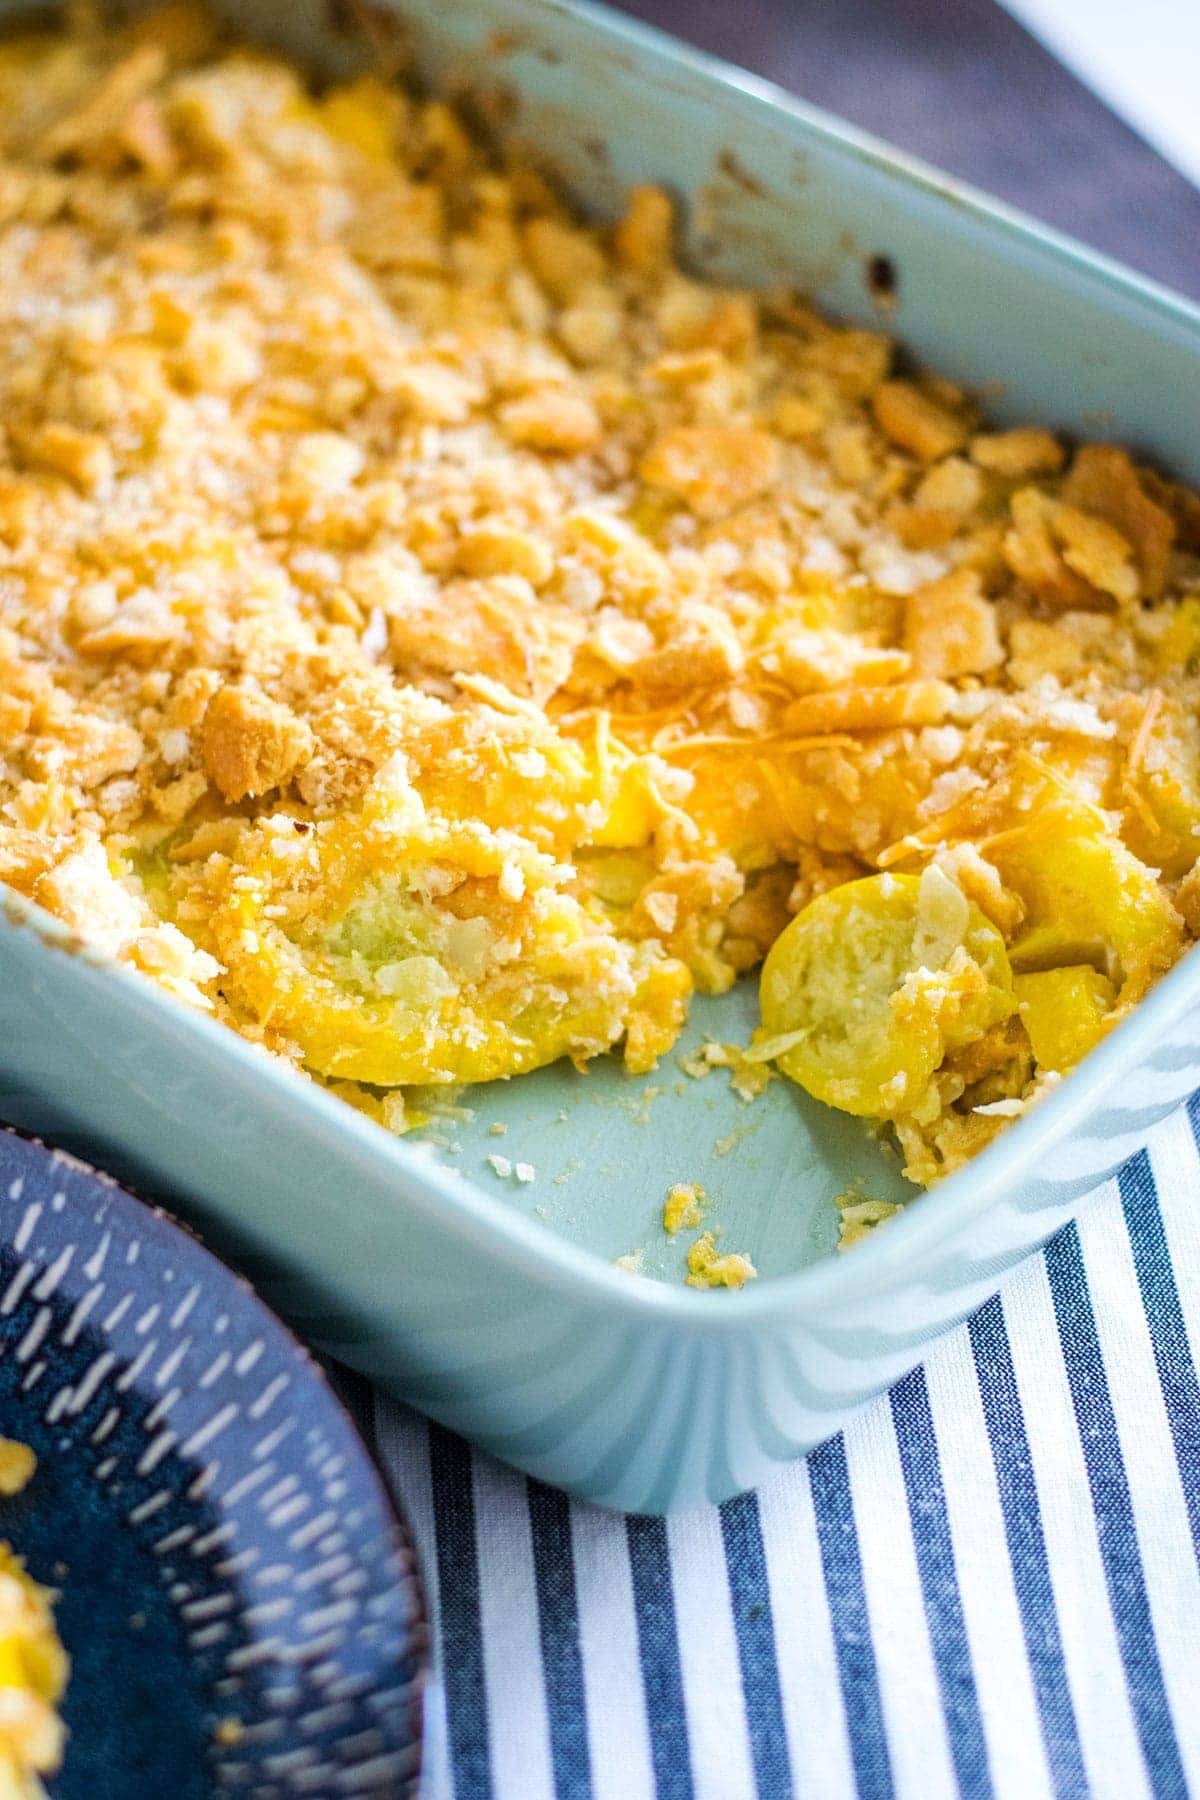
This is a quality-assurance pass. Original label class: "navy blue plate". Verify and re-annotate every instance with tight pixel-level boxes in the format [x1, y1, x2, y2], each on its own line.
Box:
[0, 1128, 424, 1798]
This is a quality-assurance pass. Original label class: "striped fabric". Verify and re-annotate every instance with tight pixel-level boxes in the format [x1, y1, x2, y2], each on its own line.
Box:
[375, 1094, 1200, 1800]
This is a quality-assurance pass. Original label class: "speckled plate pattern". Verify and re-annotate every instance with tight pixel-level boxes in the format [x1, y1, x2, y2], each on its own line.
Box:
[0, 1129, 424, 1798]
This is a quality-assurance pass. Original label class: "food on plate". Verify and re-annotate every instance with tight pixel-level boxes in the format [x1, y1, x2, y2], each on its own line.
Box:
[0, 1448, 35, 1504]
[0, 1446, 69, 1799]
[2, 6, 1199, 1190]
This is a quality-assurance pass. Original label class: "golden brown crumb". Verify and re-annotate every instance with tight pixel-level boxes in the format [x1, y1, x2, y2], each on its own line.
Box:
[903, 570, 1002, 680]
[784, 680, 953, 735]
[1064, 445, 1175, 597]
[10, 421, 112, 493]
[638, 425, 781, 517]
[872, 380, 968, 462]
[201, 686, 313, 802]
[615, 184, 675, 274]
[499, 388, 602, 454]
[970, 426, 1065, 479]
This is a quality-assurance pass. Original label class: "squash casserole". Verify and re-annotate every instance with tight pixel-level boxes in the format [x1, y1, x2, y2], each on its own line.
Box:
[3, 6, 1200, 1186]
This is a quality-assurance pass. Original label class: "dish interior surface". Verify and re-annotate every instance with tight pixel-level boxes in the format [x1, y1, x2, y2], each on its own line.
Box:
[406, 982, 914, 1281]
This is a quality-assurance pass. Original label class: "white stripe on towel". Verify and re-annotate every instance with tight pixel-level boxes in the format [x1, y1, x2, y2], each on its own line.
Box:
[843, 1402, 958, 1800]
[569, 1500, 657, 1800]
[472, 1451, 555, 1800]
[922, 1326, 1054, 1800]
[666, 1504, 757, 1800]
[757, 1459, 857, 1792]
[1004, 1262, 1152, 1800]
[1078, 1194, 1200, 1792]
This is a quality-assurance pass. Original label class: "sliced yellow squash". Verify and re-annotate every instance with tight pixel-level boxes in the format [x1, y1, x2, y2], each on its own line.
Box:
[1014, 965, 1116, 1073]
[199, 765, 689, 1086]
[993, 795, 1181, 997]
[758, 866, 1014, 1118]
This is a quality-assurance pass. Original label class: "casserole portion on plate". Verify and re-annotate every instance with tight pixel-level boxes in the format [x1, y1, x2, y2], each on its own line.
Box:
[2, 4, 1200, 1195]
[0, 1437, 68, 1800]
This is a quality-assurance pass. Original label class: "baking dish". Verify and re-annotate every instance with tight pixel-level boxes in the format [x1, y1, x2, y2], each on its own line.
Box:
[2, 0, 1200, 1512]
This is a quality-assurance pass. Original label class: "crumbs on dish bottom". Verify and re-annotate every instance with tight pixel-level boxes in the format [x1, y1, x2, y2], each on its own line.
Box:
[0, 1442, 69, 1795]
[3, 8, 1200, 1219]
[833, 1183, 903, 1249]
[485, 1153, 535, 1183]
[685, 1233, 757, 1290]
[663, 1181, 706, 1233]
[678, 1041, 776, 1102]
[613, 1183, 757, 1288]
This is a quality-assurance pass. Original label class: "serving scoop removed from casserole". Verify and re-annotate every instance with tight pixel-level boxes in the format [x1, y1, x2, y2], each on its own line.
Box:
[3, 2, 1200, 1206]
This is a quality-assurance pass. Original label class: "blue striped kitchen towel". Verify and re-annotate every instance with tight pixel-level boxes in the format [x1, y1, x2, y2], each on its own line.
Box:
[375, 1092, 1200, 1800]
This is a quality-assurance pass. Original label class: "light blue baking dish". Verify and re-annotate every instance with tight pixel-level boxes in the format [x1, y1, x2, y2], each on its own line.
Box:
[3, 0, 1200, 1512]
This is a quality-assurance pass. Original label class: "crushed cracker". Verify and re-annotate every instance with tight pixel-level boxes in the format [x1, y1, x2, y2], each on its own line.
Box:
[834, 1183, 904, 1249]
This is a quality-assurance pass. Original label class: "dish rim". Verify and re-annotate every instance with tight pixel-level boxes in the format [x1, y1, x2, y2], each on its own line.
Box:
[507, 0, 1200, 346]
[5, 0, 1200, 1326]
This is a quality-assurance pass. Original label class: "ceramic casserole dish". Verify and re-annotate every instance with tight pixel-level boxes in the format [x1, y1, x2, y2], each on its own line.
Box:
[2, 0, 1200, 1511]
